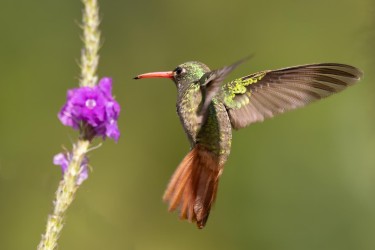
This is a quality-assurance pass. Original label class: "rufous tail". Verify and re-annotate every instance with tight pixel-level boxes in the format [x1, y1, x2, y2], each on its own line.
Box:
[163, 144, 222, 229]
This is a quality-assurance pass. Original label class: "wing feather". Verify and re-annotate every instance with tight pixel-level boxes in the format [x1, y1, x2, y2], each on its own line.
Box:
[222, 63, 363, 129]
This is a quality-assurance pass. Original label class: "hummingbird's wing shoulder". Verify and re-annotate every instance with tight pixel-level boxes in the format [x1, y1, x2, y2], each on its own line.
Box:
[221, 63, 363, 129]
[197, 56, 252, 124]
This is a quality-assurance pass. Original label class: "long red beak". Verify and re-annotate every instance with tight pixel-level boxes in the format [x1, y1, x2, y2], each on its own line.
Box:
[134, 71, 174, 79]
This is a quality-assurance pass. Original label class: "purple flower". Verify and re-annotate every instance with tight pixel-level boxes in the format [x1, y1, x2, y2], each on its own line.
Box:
[58, 77, 120, 142]
[53, 153, 89, 185]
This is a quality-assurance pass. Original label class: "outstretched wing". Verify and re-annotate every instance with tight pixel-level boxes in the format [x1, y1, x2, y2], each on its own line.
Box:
[222, 63, 363, 129]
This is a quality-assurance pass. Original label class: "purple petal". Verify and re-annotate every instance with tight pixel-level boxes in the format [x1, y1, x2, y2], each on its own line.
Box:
[58, 104, 80, 129]
[77, 164, 88, 185]
[105, 101, 121, 120]
[113, 102, 120, 117]
[58, 107, 73, 127]
[105, 102, 115, 118]
[53, 152, 89, 185]
[98, 77, 113, 97]
[70, 88, 92, 106]
[92, 103, 106, 121]
[105, 119, 120, 142]
[53, 153, 69, 173]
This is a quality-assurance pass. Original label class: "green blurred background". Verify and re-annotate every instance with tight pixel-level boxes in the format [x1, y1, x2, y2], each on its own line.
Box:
[0, 0, 374, 249]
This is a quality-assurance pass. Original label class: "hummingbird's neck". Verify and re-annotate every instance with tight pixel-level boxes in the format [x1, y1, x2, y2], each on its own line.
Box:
[176, 81, 195, 98]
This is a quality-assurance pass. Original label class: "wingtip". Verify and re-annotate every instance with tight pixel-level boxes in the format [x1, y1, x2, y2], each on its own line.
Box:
[357, 68, 364, 80]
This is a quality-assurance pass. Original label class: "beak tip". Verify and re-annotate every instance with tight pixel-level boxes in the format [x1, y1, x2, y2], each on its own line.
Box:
[133, 76, 140, 80]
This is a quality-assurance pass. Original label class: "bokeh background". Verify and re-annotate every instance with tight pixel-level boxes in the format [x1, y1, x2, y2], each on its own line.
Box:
[0, 0, 374, 249]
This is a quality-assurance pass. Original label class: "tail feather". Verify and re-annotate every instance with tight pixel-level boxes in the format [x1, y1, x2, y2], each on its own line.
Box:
[163, 145, 222, 229]
[164, 152, 194, 211]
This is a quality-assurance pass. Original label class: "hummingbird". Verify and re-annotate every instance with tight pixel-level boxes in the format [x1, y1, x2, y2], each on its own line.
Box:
[134, 59, 362, 229]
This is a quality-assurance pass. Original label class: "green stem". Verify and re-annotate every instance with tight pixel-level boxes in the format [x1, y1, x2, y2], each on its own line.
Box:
[38, 0, 101, 249]
[37, 140, 90, 250]
[80, 0, 101, 87]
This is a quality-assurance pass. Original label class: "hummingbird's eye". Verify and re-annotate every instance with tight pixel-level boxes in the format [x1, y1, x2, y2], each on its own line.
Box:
[174, 67, 185, 75]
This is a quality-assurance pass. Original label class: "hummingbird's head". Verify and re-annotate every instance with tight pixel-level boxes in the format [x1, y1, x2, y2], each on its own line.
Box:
[172, 61, 210, 85]
[134, 61, 210, 89]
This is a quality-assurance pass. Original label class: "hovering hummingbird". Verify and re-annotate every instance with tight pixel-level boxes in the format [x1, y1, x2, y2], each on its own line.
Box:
[134, 59, 362, 229]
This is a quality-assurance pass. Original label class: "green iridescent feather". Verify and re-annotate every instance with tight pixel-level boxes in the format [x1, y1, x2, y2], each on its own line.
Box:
[222, 71, 268, 109]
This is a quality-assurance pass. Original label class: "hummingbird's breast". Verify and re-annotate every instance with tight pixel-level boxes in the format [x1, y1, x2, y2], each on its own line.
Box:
[176, 83, 202, 146]
[177, 84, 232, 166]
